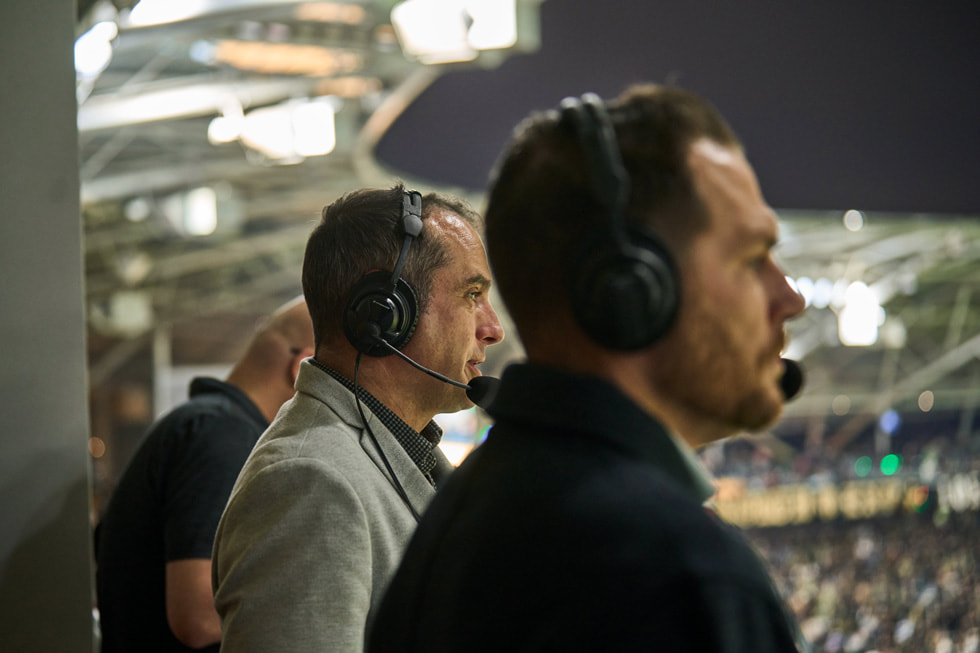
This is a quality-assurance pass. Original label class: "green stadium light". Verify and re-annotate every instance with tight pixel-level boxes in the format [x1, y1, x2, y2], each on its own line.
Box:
[880, 454, 902, 476]
[855, 456, 873, 477]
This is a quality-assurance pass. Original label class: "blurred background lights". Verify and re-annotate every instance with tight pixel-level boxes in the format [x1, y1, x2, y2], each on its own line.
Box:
[880, 316, 908, 349]
[839, 281, 882, 346]
[188, 39, 217, 65]
[239, 106, 296, 160]
[918, 390, 935, 412]
[114, 249, 153, 286]
[465, 0, 518, 50]
[434, 407, 482, 465]
[74, 21, 118, 78]
[855, 456, 873, 477]
[88, 436, 107, 459]
[910, 485, 931, 512]
[124, 197, 153, 223]
[879, 409, 901, 435]
[392, 0, 478, 63]
[811, 277, 834, 309]
[207, 113, 244, 144]
[880, 454, 903, 476]
[154, 182, 243, 238]
[391, 0, 518, 64]
[184, 187, 218, 236]
[227, 96, 338, 163]
[160, 186, 220, 236]
[831, 279, 850, 309]
[831, 394, 852, 416]
[843, 209, 865, 232]
[795, 276, 814, 307]
[214, 98, 246, 141]
[291, 100, 338, 157]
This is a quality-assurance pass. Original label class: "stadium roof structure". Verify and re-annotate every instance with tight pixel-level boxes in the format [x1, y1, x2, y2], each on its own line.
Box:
[76, 0, 980, 455]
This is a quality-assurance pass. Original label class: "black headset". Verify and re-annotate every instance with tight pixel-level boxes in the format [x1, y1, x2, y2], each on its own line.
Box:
[559, 92, 680, 350]
[343, 190, 423, 357]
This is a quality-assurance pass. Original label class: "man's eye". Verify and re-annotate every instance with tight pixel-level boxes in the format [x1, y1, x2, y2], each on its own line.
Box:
[748, 255, 768, 271]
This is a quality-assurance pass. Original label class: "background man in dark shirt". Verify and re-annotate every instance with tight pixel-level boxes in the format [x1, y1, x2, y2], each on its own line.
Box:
[95, 297, 313, 652]
[369, 85, 809, 651]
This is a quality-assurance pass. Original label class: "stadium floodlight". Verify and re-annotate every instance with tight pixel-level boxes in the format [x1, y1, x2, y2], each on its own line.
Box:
[391, 0, 519, 64]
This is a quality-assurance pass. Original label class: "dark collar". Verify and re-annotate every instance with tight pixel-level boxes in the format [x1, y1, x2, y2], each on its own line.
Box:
[189, 377, 269, 428]
[488, 363, 715, 504]
[308, 358, 443, 485]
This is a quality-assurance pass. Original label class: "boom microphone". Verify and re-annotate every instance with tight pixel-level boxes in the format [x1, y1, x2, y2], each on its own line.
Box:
[779, 358, 804, 401]
[377, 339, 499, 409]
[464, 376, 500, 408]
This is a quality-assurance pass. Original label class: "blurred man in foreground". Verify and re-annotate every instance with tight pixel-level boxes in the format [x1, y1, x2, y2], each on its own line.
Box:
[369, 85, 808, 651]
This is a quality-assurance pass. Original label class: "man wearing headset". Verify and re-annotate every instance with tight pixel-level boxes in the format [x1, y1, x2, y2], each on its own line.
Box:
[368, 85, 808, 651]
[211, 185, 504, 651]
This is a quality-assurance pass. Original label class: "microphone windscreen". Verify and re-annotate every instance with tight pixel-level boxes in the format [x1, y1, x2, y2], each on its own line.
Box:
[779, 358, 804, 401]
[466, 376, 500, 409]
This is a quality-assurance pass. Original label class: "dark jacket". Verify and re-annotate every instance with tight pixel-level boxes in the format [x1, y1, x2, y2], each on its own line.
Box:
[369, 363, 805, 652]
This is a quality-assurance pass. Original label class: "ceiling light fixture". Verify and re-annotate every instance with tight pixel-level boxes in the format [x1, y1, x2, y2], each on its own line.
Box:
[75, 21, 118, 79]
[216, 96, 338, 163]
[390, 0, 518, 64]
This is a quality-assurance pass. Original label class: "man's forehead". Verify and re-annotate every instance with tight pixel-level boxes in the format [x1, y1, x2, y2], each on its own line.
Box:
[427, 208, 481, 245]
[430, 219, 492, 284]
[686, 138, 778, 246]
[713, 205, 781, 253]
[687, 138, 742, 167]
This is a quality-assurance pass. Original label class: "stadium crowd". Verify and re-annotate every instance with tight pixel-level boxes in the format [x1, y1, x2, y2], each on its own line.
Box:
[748, 512, 978, 653]
[701, 429, 980, 652]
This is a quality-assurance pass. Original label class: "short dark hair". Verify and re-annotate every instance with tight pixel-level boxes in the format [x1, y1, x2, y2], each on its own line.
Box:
[484, 84, 740, 338]
[303, 183, 481, 352]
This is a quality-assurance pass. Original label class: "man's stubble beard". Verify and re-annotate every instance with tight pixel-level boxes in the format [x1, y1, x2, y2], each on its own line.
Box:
[651, 306, 784, 438]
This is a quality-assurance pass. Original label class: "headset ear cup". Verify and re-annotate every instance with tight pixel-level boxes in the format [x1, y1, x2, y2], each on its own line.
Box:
[343, 271, 420, 356]
[570, 228, 679, 350]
